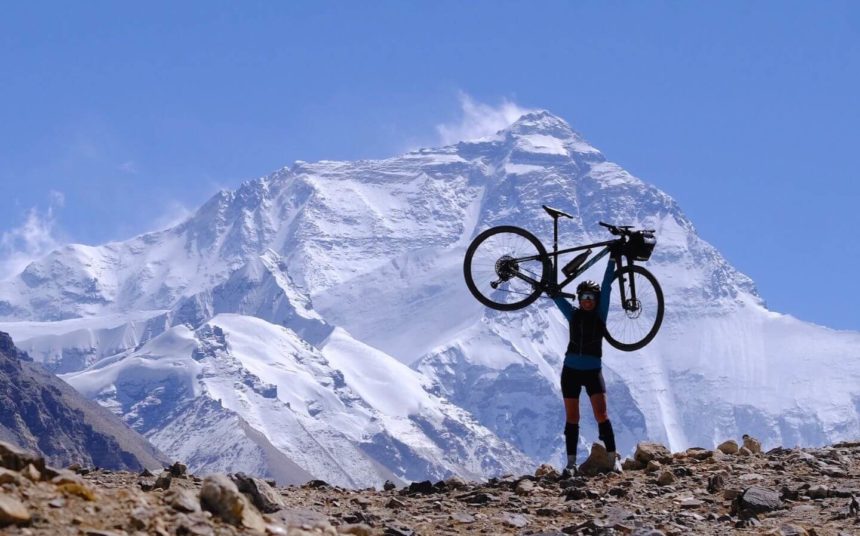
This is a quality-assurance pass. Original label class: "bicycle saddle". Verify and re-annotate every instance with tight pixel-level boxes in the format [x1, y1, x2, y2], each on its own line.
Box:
[542, 205, 573, 219]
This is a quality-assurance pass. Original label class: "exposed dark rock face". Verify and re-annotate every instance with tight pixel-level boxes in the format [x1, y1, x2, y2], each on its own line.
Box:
[0, 331, 166, 471]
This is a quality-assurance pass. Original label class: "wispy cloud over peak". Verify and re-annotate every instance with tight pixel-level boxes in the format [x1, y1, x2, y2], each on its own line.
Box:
[436, 93, 537, 145]
[0, 192, 66, 280]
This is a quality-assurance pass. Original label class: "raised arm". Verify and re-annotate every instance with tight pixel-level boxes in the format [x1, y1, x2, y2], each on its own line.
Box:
[552, 296, 575, 321]
[598, 260, 615, 322]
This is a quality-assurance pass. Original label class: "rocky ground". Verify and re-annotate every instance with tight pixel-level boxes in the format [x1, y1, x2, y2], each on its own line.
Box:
[0, 437, 858, 536]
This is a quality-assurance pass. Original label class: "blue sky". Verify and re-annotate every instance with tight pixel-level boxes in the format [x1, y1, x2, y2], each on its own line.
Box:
[1, 1, 858, 330]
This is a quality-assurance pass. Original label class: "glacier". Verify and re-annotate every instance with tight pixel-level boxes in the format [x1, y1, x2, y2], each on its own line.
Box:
[1, 110, 858, 486]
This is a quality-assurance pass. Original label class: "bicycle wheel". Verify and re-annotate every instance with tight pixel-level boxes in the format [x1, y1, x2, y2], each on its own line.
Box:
[463, 226, 550, 311]
[604, 265, 664, 351]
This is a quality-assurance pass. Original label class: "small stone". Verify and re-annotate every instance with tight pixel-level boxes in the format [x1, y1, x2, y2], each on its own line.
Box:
[166, 488, 200, 513]
[534, 463, 559, 480]
[742, 434, 762, 454]
[52, 473, 96, 501]
[736, 485, 783, 515]
[450, 512, 475, 524]
[634, 442, 673, 464]
[385, 497, 405, 508]
[657, 470, 676, 486]
[169, 461, 188, 477]
[738, 447, 752, 457]
[444, 475, 468, 490]
[154, 471, 172, 490]
[139, 468, 154, 477]
[230, 472, 284, 513]
[622, 457, 645, 471]
[717, 440, 739, 455]
[199, 474, 265, 531]
[536, 507, 561, 516]
[685, 447, 713, 460]
[500, 512, 529, 528]
[0, 495, 31, 526]
[679, 497, 703, 509]
[777, 524, 808, 536]
[645, 460, 662, 473]
[21, 464, 41, 482]
[48, 498, 65, 508]
[807, 484, 828, 499]
[707, 473, 725, 493]
[407, 480, 433, 494]
[514, 478, 535, 496]
[339, 524, 373, 535]
[0, 468, 20, 485]
[383, 480, 396, 491]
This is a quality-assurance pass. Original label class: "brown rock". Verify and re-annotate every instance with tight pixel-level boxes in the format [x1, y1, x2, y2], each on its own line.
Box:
[657, 470, 676, 486]
[578, 442, 614, 476]
[0, 494, 30, 527]
[738, 446, 753, 457]
[634, 442, 672, 464]
[534, 463, 559, 480]
[685, 447, 713, 460]
[166, 488, 201, 513]
[514, 478, 535, 496]
[645, 460, 662, 473]
[22, 463, 41, 482]
[52, 472, 96, 501]
[622, 457, 645, 471]
[0, 441, 44, 473]
[231, 472, 285, 513]
[717, 440, 739, 454]
[742, 434, 762, 454]
[0, 468, 20, 485]
[199, 474, 265, 531]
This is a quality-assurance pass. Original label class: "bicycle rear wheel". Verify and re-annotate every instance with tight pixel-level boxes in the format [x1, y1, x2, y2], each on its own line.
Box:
[463, 226, 550, 311]
[604, 265, 664, 351]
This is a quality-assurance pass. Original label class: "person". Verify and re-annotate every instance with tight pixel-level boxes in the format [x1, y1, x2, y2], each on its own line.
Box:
[552, 260, 622, 474]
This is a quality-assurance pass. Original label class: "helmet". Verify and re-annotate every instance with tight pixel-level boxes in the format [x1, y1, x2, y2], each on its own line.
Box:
[576, 280, 600, 295]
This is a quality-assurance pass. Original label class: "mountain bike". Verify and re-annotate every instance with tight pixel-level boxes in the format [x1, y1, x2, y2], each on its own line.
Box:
[463, 205, 664, 351]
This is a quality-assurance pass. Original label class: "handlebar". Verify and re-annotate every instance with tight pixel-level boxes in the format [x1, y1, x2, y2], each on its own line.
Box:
[599, 221, 655, 236]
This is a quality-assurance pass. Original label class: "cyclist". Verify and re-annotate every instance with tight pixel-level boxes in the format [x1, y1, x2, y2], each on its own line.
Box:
[552, 260, 622, 474]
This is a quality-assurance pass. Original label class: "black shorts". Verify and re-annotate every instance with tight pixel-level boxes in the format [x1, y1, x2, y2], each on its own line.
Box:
[561, 367, 606, 398]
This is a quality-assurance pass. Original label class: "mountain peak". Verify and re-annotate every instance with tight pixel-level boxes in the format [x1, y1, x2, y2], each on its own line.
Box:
[505, 110, 576, 140]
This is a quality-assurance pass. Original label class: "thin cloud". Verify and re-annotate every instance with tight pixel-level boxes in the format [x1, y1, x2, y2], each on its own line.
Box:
[436, 93, 537, 145]
[151, 200, 193, 230]
[0, 192, 66, 280]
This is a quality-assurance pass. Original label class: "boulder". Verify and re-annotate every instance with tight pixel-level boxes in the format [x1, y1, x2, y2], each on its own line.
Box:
[0, 495, 30, 527]
[717, 440, 739, 455]
[231, 472, 285, 513]
[657, 470, 676, 486]
[742, 435, 762, 454]
[578, 443, 615, 476]
[634, 442, 672, 464]
[199, 474, 265, 531]
[734, 486, 783, 515]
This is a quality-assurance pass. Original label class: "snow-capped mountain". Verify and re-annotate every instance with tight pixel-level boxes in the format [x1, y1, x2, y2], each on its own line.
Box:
[1, 111, 858, 483]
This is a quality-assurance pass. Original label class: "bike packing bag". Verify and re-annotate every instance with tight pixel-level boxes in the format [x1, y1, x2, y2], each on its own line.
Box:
[627, 231, 656, 261]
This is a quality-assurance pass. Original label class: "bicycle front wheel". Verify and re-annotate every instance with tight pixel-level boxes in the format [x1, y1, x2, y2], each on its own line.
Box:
[604, 265, 664, 351]
[463, 226, 550, 311]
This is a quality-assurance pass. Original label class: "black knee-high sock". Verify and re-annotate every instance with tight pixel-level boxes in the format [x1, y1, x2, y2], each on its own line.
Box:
[564, 423, 579, 457]
[598, 420, 616, 452]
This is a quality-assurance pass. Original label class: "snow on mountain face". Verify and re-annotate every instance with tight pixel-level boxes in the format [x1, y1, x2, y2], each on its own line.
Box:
[1, 110, 858, 480]
[60, 314, 529, 487]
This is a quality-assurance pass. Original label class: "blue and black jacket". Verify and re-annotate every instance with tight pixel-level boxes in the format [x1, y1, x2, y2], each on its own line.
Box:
[552, 261, 615, 370]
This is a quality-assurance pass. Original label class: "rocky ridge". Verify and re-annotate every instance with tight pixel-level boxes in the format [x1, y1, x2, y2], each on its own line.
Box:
[0, 437, 857, 535]
[0, 332, 166, 471]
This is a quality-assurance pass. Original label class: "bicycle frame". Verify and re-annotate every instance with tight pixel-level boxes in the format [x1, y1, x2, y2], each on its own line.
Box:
[509, 221, 640, 310]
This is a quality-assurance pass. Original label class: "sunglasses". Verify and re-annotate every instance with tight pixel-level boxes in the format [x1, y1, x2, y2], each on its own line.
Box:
[579, 293, 597, 302]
